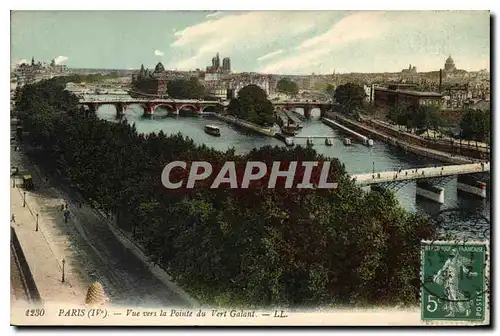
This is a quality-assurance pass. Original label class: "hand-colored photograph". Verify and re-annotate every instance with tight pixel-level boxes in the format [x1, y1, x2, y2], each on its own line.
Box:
[9, 10, 491, 326]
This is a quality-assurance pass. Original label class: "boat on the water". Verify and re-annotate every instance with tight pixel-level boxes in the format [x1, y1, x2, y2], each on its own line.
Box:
[284, 137, 295, 146]
[306, 137, 314, 146]
[128, 89, 169, 99]
[343, 138, 352, 146]
[281, 125, 300, 136]
[204, 125, 221, 137]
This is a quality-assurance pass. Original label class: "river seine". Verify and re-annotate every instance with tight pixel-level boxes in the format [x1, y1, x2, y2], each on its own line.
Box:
[93, 99, 490, 239]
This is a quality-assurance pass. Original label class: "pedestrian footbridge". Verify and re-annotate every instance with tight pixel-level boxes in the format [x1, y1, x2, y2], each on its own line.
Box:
[351, 162, 490, 203]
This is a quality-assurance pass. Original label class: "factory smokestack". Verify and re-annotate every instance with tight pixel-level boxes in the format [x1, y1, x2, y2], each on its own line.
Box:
[439, 69, 442, 93]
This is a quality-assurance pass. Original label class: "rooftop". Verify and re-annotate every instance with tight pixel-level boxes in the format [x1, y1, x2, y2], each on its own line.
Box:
[375, 87, 442, 97]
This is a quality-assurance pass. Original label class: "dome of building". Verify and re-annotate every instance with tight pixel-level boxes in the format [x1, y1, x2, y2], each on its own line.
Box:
[444, 55, 456, 72]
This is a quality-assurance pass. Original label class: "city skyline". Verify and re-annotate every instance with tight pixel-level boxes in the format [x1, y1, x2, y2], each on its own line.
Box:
[11, 11, 490, 75]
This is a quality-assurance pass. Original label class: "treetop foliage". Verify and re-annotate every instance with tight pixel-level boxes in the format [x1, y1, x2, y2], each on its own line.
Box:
[334, 83, 367, 114]
[227, 84, 276, 127]
[15, 78, 434, 308]
[277, 78, 299, 97]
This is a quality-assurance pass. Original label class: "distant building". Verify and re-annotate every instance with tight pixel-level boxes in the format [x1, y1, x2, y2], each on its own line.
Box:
[374, 83, 443, 110]
[130, 62, 169, 98]
[444, 55, 457, 73]
[230, 73, 271, 96]
[13, 56, 67, 86]
[401, 64, 417, 74]
[222, 57, 231, 73]
[206, 53, 231, 74]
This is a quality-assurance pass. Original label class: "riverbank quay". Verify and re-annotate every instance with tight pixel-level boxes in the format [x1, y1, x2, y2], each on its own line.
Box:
[213, 114, 276, 137]
[358, 115, 489, 159]
[11, 142, 198, 308]
[322, 117, 373, 146]
[325, 112, 482, 165]
[10, 183, 87, 305]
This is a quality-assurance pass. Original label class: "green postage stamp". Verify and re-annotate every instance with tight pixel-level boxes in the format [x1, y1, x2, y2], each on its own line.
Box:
[420, 240, 489, 324]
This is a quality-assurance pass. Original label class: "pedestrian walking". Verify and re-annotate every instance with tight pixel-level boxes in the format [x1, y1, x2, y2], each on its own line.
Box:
[11, 214, 15, 225]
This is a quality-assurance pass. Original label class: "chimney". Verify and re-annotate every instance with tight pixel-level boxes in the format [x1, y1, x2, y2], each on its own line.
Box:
[439, 69, 442, 93]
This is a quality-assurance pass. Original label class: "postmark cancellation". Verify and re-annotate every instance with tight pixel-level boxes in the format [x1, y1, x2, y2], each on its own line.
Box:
[420, 240, 489, 325]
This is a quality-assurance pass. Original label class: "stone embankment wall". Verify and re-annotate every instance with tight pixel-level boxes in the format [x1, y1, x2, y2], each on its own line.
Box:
[360, 117, 489, 159]
[328, 113, 475, 164]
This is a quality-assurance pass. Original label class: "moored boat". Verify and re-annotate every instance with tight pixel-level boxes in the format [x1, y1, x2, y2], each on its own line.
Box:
[281, 125, 300, 136]
[204, 125, 221, 137]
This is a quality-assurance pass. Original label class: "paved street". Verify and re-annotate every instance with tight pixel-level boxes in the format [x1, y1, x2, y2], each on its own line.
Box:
[10, 146, 195, 308]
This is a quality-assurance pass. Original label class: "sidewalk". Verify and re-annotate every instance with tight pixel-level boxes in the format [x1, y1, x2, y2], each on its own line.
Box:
[10, 183, 88, 304]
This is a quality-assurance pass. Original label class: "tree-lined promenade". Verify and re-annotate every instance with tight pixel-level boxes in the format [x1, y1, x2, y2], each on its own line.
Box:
[14, 77, 435, 308]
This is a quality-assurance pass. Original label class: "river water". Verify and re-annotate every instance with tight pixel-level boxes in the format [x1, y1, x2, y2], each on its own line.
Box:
[93, 98, 490, 239]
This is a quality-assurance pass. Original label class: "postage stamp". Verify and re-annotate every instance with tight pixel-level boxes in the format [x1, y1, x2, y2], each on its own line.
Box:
[420, 240, 489, 324]
[8, 9, 491, 327]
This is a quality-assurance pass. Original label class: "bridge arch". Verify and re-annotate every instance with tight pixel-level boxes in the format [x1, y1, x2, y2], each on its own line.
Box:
[178, 104, 200, 112]
[202, 105, 219, 112]
[153, 104, 176, 112]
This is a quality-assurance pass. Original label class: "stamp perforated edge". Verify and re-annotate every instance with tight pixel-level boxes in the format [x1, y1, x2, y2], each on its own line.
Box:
[420, 240, 490, 326]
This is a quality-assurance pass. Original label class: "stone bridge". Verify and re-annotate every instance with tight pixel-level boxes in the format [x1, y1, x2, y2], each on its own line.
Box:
[78, 98, 225, 117]
[78, 97, 334, 118]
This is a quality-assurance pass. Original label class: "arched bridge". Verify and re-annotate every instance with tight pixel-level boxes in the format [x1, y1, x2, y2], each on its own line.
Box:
[78, 97, 225, 117]
[274, 101, 332, 118]
[78, 97, 334, 118]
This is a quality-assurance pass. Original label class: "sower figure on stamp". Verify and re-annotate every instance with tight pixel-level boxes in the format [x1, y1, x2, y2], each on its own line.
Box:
[433, 248, 478, 317]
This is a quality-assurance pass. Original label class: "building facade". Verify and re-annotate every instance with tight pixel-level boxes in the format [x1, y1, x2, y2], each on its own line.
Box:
[374, 83, 443, 110]
[206, 53, 231, 74]
[130, 62, 169, 98]
[13, 57, 67, 87]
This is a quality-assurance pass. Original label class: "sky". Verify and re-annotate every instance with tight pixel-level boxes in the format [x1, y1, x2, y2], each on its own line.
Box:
[10, 10, 490, 75]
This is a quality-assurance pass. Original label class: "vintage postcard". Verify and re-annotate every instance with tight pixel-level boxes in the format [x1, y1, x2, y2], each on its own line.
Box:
[9, 10, 491, 326]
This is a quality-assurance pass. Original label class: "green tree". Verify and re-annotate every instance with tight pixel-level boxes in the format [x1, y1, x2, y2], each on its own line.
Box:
[325, 84, 336, 97]
[460, 108, 491, 143]
[413, 105, 443, 137]
[386, 105, 407, 126]
[228, 84, 275, 126]
[167, 77, 206, 99]
[334, 83, 366, 114]
[15, 78, 435, 308]
[277, 78, 299, 97]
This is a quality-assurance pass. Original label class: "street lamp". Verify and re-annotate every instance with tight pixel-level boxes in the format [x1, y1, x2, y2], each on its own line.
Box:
[23, 191, 26, 207]
[372, 161, 375, 174]
[61, 259, 66, 283]
[36, 213, 39, 232]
